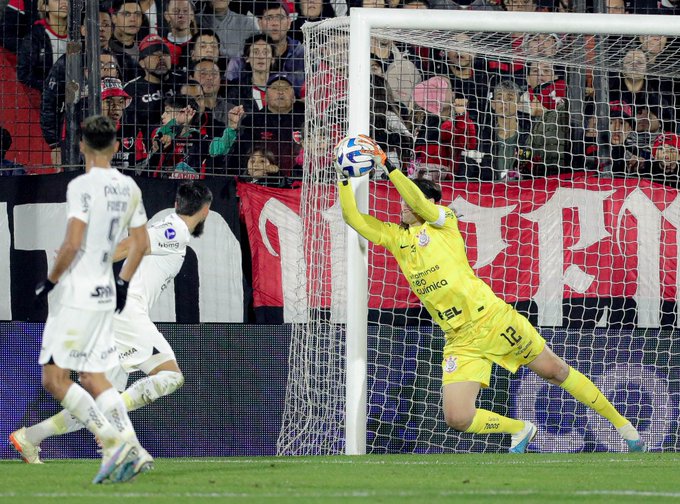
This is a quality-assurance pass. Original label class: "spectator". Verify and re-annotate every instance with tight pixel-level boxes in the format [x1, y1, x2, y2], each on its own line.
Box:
[110, 0, 145, 62]
[227, 34, 276, 114]
[242, 146, 292, 186]
[521, 33, 562, 60]
[606, 100, 638, 175]
[478, 80, 530, 181]
[196, 0, 260, 60]
[179, 78, 224, 139]
[163, 0, 196, 66]
[41, 50, 122, 167]
[146, 94, 211, 178]
[649, 133, 680, 184]
[0, 127, 26, 175]
[290, 0, 335, 43]
[139, 0, 163, 36]
[95, 6, 140, 83]
[184, 30, 225, 73]
[234, 73, 304, 178]
[192, 59, 236, 130]
[1, 0, 42, 53]
[124, 34, 182, 141]
[100, 77, 147, 173]
[397, 0, 435, 74]
[411, 76, 478, 181]
[370, 38, 407, 79]
[609, 49, 674, 153]
[527, 78, 569, 177]
[227, 2, 305, 97]
[17, 0, 69, 90]
[372, 74, 414, 168]
[435, 33, 489, 127]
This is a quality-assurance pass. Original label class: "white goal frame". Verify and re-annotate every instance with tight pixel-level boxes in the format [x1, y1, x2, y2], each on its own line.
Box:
[344, 8, 680, 455]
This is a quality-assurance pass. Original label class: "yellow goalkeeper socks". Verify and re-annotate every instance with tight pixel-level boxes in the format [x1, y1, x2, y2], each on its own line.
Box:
[559, 367, 629, 428]
[464, 408, 525, 435]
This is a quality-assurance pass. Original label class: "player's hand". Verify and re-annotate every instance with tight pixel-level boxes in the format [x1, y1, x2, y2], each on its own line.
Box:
[333, 137, 349, 181]
[115, 277, 129, 314]
[35, 279, 56, 309]
[357, 134, 388, 173]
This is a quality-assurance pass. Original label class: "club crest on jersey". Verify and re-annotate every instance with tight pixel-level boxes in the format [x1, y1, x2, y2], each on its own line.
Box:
[165, 228, 176, 239]
[122, 137, 134, 150]
[444, 356, 458, 373]
[417, 229, 430, 247]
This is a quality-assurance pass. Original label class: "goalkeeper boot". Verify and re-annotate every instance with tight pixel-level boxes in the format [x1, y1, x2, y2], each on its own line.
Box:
[626, 438, 647, 452]
[509, 421, 537, 454]
[9, 427, 43, 464]
[92, 442, 138, 484]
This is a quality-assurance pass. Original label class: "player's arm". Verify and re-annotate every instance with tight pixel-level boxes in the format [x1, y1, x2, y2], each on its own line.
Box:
[117, 225, 148, 282]
[112, 230, 151, 262]
[359, 135, 441, 224]
[338, 179, 387, 245]
[47, 217, 86, 283]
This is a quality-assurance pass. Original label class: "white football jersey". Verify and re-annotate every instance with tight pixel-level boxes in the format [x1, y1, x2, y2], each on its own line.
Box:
[56, 167, 147, 310]
[126, 213, 191, 311]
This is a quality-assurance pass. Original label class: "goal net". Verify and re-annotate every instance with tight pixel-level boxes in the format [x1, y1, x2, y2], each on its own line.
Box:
[277, 10, 680, 455]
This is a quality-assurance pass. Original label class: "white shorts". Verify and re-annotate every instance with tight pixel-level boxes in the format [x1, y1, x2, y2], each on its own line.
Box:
[39, 304, 117, 373]
[106, 298, 176, 391]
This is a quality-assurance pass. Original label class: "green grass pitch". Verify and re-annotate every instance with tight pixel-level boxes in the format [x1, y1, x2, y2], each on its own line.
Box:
[1, 453, 678, 503]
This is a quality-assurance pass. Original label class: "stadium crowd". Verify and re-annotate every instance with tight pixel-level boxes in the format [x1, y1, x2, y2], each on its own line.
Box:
[0, 0, 678, 184]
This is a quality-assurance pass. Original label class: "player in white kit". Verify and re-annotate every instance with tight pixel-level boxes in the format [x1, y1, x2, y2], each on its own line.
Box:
[9, 182, 212, 464]
[10, 116, 149, 484]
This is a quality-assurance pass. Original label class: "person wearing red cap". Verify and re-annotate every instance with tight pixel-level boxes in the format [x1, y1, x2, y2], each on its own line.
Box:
[124, 33, 183, 144]
[101, 77, 148, 174]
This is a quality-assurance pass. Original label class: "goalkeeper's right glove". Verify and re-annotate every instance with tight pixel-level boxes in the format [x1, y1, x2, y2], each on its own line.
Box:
[35, 279, 56, 309]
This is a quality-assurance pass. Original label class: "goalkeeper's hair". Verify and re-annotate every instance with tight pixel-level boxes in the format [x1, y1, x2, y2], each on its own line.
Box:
[176, 182, 213, 216]
[81, 115, 117, 151]
[413, 172, 442, 203]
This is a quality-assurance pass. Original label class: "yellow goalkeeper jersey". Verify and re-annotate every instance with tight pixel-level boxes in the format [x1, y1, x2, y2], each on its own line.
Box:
[339, 171, 502, 332]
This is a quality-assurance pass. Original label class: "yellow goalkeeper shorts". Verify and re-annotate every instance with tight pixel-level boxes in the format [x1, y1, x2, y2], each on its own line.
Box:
[441, 302, 546, 387]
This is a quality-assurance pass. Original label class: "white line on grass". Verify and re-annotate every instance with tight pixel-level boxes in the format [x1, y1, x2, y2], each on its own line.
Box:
[1, 490, 680, 499]
[169, 456, 678, 466]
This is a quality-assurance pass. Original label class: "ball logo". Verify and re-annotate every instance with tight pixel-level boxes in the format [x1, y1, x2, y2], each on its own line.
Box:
[165, 228, 176, 240]
[443, 356, 458, 373]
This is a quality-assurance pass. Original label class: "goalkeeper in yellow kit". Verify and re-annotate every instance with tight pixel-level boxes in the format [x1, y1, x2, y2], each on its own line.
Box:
[337, 136, 646, 453]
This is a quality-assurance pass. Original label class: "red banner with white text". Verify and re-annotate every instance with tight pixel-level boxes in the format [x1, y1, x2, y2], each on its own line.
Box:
[238, 176, 680, 327]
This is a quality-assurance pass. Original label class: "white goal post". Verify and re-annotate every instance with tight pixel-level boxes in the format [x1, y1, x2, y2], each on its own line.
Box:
[278, 9, 680, 457]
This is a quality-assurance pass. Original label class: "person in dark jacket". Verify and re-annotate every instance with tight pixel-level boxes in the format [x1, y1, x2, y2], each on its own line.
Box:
[226, 34, 276, 114]
[17, 0, 68, 91]
[41, 50, 121, 166]
[234, 73, 304, 178]
[123, 34, 183, 143]
[1, 0, 41, 53]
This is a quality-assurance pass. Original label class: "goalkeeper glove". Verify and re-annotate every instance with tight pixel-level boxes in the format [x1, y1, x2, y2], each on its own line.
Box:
[35, 279, 56, 309]
[115, 277, 129, 314]
[357, 134, 393, 176]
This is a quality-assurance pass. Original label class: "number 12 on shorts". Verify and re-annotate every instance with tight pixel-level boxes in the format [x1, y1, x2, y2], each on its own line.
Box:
[500, 326, 522, 347]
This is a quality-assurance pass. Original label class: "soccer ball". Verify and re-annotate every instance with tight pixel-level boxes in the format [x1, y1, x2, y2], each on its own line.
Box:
[334, 136, 378, 178]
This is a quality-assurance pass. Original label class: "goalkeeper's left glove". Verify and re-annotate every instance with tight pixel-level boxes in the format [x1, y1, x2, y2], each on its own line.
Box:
[115, 277, 129, 314]
[357, 134, 392, 176]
